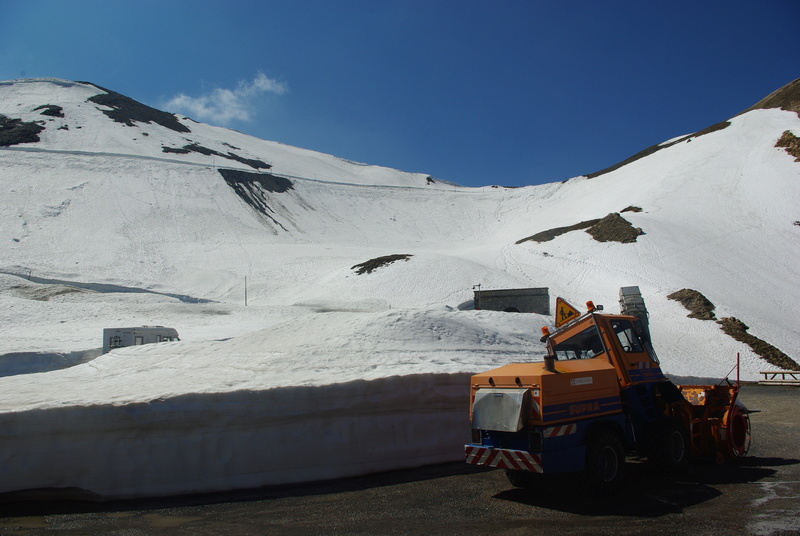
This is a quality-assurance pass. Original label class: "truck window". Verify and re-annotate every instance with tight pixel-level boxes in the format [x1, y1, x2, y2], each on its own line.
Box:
[552, 325, 605, 360]
[611, 319, 644, 353]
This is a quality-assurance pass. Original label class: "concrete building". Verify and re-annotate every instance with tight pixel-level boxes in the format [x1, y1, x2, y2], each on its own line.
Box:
[473, 287, 550, 314]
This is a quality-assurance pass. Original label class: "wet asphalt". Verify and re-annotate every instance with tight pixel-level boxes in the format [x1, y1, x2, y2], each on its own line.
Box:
[0, 384, 798, 535]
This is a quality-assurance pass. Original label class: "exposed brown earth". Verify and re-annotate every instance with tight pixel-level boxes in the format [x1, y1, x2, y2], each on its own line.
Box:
[352, 254, 413, 275]
[776, 130, 800, 161]
[516, 212, 642, 244]
[717, 317, 800, 370]
[668, 288, 799, 370]
[667, 289, 716, 320]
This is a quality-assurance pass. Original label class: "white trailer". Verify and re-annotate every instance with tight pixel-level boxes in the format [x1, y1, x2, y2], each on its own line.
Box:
[102, 326, 180, 354]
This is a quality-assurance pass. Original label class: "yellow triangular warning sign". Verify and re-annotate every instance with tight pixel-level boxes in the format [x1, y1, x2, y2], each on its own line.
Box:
[555, 297, 580, 328]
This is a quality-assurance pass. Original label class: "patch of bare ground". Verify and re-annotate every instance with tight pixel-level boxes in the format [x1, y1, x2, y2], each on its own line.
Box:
[717, 317, 800, 370]
[776, 130, 800, 161]
[516, 212, 643, 244]
[667, 289, 717, 320]
[586, 212, 644, 243]
[516, 219, 597, 244]
[34, 104, 64, 117]
[84, 82, 191, 133]
[164, 143, 271, 170]
[0, 115, 45, 146]
[351, 254, 412, 275]
[621, 206, 643, 213]
[668, 288, 800, 370]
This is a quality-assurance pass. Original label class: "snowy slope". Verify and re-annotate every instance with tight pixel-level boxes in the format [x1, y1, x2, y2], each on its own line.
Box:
[0, 78, 798, 498]
[0, 78, 448, 188]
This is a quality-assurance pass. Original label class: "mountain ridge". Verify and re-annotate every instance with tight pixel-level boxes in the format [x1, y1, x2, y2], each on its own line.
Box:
[744, 77, 800, 116]
[0, 77, 799, 380]
[585, 77, 800, 179]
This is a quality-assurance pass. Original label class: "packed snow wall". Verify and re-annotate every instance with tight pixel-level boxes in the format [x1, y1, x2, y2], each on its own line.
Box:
[0, 373, 471, 498]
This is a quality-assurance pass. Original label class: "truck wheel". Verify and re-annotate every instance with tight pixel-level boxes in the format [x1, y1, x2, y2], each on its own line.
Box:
[582, 430, 624, 496]
[506, 469, 536, 489]
[649, 419, 690, 474]
[728, 401, 751, 457]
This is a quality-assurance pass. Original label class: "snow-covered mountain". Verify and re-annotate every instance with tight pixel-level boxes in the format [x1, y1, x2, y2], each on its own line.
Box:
[0, 77, 798, 498]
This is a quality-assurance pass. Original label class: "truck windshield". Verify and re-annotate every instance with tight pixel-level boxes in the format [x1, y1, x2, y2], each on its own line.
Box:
[552, 325, 605, 360]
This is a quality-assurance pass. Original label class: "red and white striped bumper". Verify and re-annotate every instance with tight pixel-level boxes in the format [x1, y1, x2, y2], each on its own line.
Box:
[543, 423, 577, 438]
[464, 445, 543, 473]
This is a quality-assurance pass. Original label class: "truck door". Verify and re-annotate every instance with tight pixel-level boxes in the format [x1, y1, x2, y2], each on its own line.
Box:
[606, 318, 664, 385]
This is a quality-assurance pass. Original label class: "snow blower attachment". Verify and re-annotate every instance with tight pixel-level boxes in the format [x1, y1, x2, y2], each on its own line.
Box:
[679, 384, 751, 461]
[465, 287, 751, 494]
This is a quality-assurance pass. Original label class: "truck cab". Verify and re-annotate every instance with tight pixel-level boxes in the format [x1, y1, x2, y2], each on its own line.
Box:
[547, 311, 665, 387]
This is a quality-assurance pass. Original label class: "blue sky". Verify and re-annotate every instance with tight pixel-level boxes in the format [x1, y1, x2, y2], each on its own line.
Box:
[1, 0, 797, 187]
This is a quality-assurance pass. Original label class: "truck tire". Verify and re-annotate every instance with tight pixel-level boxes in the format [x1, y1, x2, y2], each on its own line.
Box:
[649, 419, 690, 474]
[728, 400, 751, 457]
[505, 469, 537, 489]
[581, 429, 624, 496]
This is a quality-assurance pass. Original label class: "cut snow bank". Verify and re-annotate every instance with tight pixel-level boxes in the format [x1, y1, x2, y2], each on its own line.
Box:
[0, 308, 545, 498]
[0, 373, 471, 498]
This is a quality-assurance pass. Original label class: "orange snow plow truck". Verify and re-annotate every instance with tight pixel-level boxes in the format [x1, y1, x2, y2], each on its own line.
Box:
[465, 287, 751, 494]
